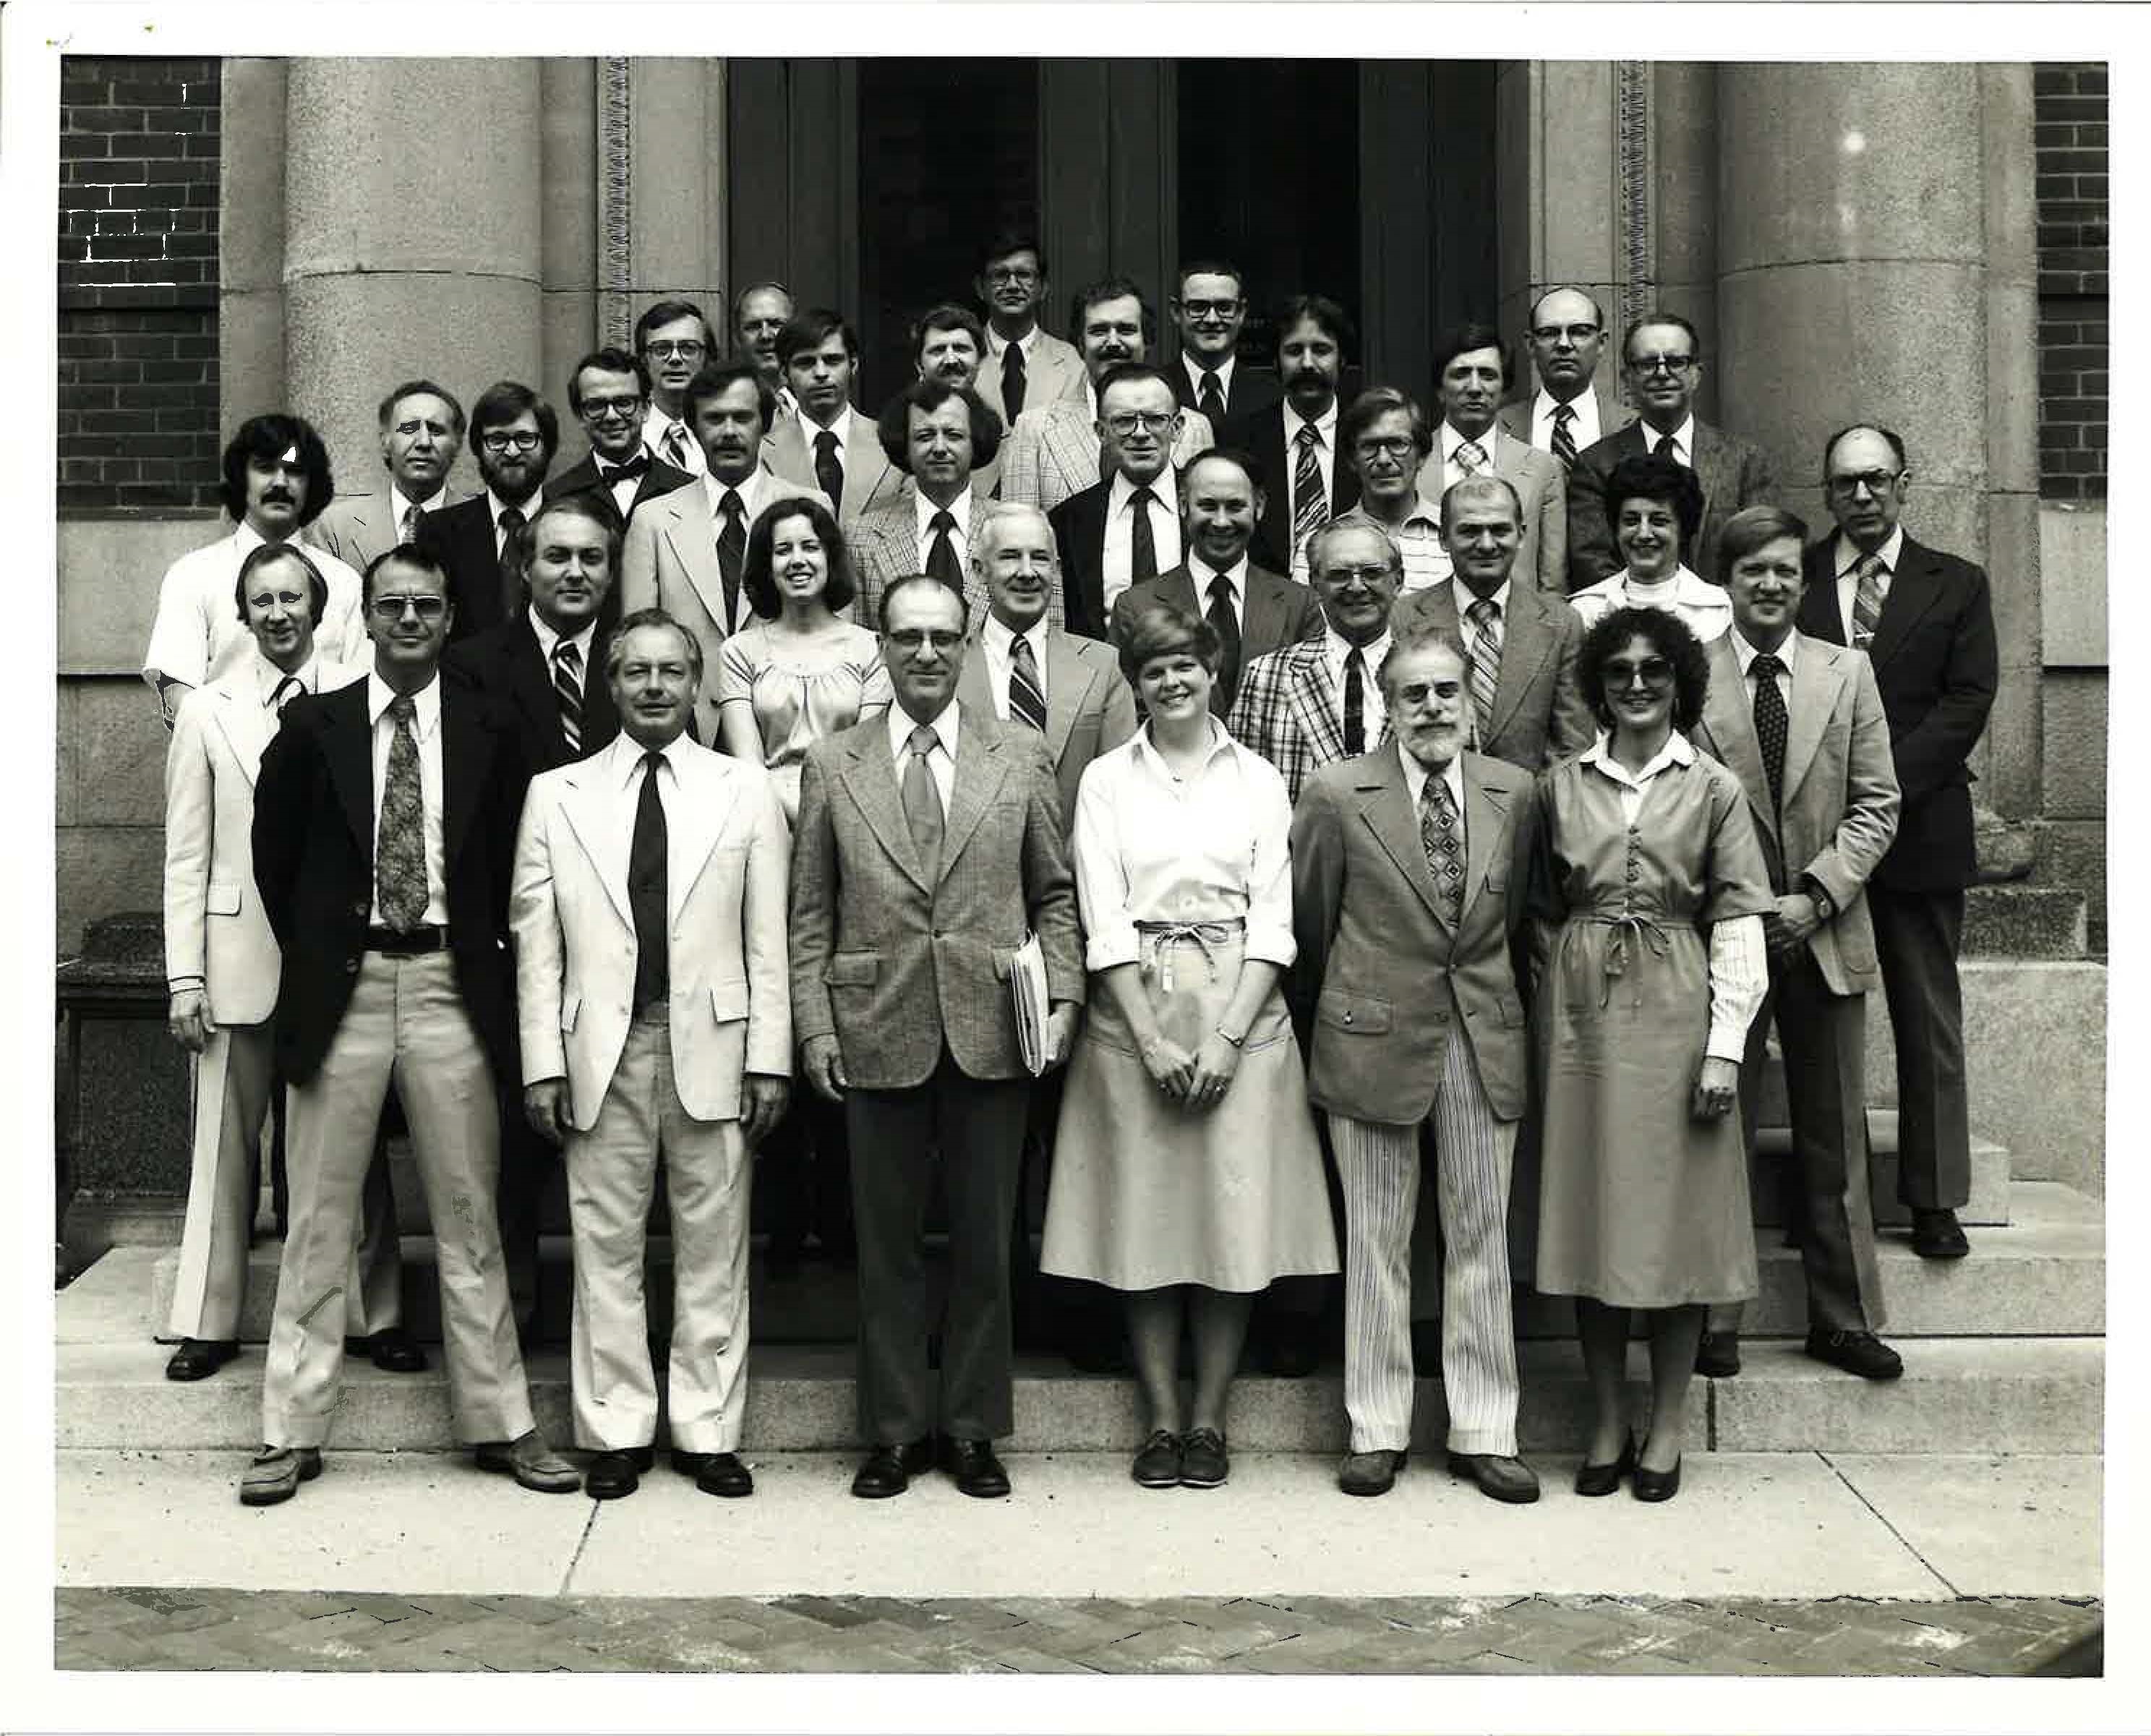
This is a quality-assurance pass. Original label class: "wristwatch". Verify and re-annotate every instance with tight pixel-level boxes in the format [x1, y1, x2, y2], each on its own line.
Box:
[1800, 876, 1836, 921]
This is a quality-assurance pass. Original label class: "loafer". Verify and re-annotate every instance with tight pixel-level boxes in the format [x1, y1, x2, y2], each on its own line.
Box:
[1338, 1449, 1407, 1497]
[1805, 1327, 1904, 1381]
[356, 1327, 428, 1374]
[1695, 1329, 1741, 1378]
[474, 1429, 582, 1492]
[1445, 1451, 1541, 1504]
[1179, 1427, 1230, 1488]
[939, 1436, 1012, 1499]
[694, 1452, 755, 1498]
[165, 1338, 239, 1382]
[1131, 1429, 1183, 1488]
[1261, 1321, 1322, 1377]
[1574, 1432, 1637, 1498]
[672, 1450, 715, 1479]
[239, 1445, 321, 1507]
[584, 1447, 652, 1500]
[1911, 1208, 1971, 1260]
[851, 1438, 934, 1500]
[1632, 1453, 1682, 1503]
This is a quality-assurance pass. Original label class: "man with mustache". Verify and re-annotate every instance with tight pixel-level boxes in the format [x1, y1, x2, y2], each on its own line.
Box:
[415, 381, 559, 642]
[907, 304, 1003, 503]
[306, 380, 471, 576]
[1223, 294, 1362, 581]
[974, 233, 1082, 430]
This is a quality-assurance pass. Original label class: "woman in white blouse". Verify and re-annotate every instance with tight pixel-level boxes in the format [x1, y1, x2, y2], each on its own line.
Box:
[1568, 453, 1732, 643]
[1042, 604, 1338, 1492]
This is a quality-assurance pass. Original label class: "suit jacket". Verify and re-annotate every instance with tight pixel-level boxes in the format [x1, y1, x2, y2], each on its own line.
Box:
[1222, 398, 1362, 575]
[764, 407, 904, 525]
[542, 451, 696, 536]
[1225, 637, 1383, 805]
[306, 489, 473, 577]
[953, 625, 1139, 824]
[1565, 417, 1778, 592]
[977, 330, 1085, 429]
[1109, 560, 1324, 716]
[1290, 747, 1534, 1125]
[1416, 427, 1568, 593]
[1390, 580, 1596, 771]
[999, 398, 1216, 515]
[443, 613, 620, 775]
[1046, 480, 1196, 642]
[1690, 633, 1901, 996]
[510, 735, 792, 1129]
[416, 493, 534, 643]
[848, 490, 1000, 630]
[163, 658, 364, 1025]
[788, 707, 1084, 1090]
[1176, 358, 1280, 422]
[1496, 388, 1636, 453]
[251, 669, 529, 1086]
[1797, 534, 1996, 891]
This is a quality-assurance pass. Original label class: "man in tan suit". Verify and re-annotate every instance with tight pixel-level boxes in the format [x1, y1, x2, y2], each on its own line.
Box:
[975, 233, 1083, 429]
[1416, 323, 1566, 593]
[307, 380, 469, 573]
[790, 574, 1085, 1500]
[849, 380, 1004, 628]
[763, 309, 904, 524]
[513, 608, 793, 1501]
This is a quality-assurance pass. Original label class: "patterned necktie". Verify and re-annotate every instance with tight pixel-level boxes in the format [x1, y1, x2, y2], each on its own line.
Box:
[1455, 437, 1488, 478]
[375, 694, 427, 931]
[1197, 369, 1225, 426]
[813, 428, 844, 510]
[662, 424, 692, 471]
[1128, 485, 1159, 585]
[268, 674, 300, 716]
[1466, 596, 1502, 746]
[716, 490, 746, 628]
[629, 751, 669, 1009]
[1000, 343, 1027, 422]
[401, 501, 422, 544]
[1550, 402, 1578, 468]
[552, 638, 583, 756]
[901, 724, 944, 878]
[1343, 646, 1367, 756]
[1291, 424, 1327, 573]
[1750, 651, 1789, 813]
[1654, 432, 1679, 463]
[1420, 775, 1464, 926]
[1205, 572, 1242, 715]
[496, 505, 526, 621]
[1008, 633, 1048, 731]
[925, 508, 962, 592]
[1850, 552, 1887, 651]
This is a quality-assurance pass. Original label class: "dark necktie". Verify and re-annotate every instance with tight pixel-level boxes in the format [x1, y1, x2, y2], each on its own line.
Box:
[376, 694, 427, 931]
[599, 454, 650, 486]
[716, 490, 746, 628]
[1343, 646, 1367, 756]
[1850, 552, 1887, 651]
[925, 508, 962, 592]
[1291, 424, 1327, 571]
[662, 424, 692, 471]
[1654, 432, 1679, 463]
[1007, 633, 1048, 732]
[496, 505, 526, 621]
[1466, 596, 1502, 747]
[1205, 572, 1242, 714]
[1128, 485, 1159, 585]
[268, 674, 300, 716]
[630, 751, 670, 1009]
[1750, 651, 1789, 813]
[1550, 402, 1579, 467]
[1197, 369, 1224, 426]
[901, 724, 944, 878]
[552, 638, 583, 756]
[1000, 343, 1027, 422]
[1420, 776, 1464, 926]
[813, 427, 844, 510]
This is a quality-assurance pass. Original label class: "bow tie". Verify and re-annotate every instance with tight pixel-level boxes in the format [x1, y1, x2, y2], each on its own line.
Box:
[599, 455, 651, 484]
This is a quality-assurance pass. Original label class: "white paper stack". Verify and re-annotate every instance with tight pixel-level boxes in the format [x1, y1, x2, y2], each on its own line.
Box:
[1007, 931, 1052, 1076]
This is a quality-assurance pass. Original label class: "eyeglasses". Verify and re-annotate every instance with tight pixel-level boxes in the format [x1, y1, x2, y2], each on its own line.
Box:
[1179, 299, 1242, 319]
[983, 267, 1039, 286]
[1602, 657, 1673, 688]
[1103, 411, 1177, 437]
[643, 339, 707, 360]
[1354, 436, 1418, 459]
[478, 430, 543, 454]
[1317, 563, 1398, 587]
[1628, 354, 1697, 376]
[578, 395, 643, 421]
[1530, 322, 1602, 343]
[885, 628, 965, 653]
[368, 594, 448, 622]
[1825, 470, 1904, 499]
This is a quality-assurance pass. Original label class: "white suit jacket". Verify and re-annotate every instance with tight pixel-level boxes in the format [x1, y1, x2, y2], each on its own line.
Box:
[511, 732, 793, 1129]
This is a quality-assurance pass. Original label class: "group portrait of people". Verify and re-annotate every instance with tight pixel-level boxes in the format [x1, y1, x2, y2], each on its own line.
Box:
[139, 233, 1999, 1513]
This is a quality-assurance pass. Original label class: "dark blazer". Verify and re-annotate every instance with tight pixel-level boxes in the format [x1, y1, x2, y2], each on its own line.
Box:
[252, 669, 529, 1087]
[542, 452, 696, 536]
[416, 495, 528, 643]
[1178, 359, 1281, 423]
[1222, 396, 1363, 575]
[1564, 416, 1777, 592]
[1048, 479, 1142, 642]
[1109, 560, 1324, 717]
[1390, 581, 1596, 771]
[444, 613, 620, 775]
[1797, 534, 1996, 891]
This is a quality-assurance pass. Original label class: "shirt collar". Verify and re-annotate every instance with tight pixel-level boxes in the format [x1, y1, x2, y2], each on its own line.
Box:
[1581, 728, 1696, 787]
[392, 482, 450, 515]
[1641, 414, 1696, 461]
[1396, 738, 1464, 809]
[704, 469, 756, 514]
[232, 521, 270, 557]
[1440, 420, 1497, 463]
[1286, 398, 1339, 441]
[1191, 552, 1249, 596]
[609, 727, 688, 787]
[1182, 354, 1234, 393]
[915, 484, 973, 540]
[887, 697, 961, 764]
[1108, 469, 1168, 511]
[982, 609, 1046, 664]
[1133, 713, 1236, 776]
[1834, 525, 1904, 580]
[529, 610, 599, 664]
[255, 651, 319, 704]
[985, 325, 1038, 359]
[1325, 627, 1391, 678]
[367, 670, 441, 737]
[1731, 626, 1800, 675]
[1532, 385, 1588, 421]
[487, 489, 536, 528]
[801, 403, 850, 443]
[1455, 576, 1513, 617]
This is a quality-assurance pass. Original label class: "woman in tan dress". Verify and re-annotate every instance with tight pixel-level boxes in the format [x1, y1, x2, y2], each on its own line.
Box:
[1043, 604, 1337, 1491]
[1528, 605, 1774, 1502]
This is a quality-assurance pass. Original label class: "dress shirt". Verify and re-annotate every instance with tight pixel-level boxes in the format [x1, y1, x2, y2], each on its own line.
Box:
[1397, 739, 1466, 831]
[1451, 576, 1513, 667]
[142, 524, 365, 690]
[1729, 625, 1799, 714]
[1568, 565, 1733, 641]
[595, 462, 643, 518]
[1072, 718, 1297, 972]
[800, 408, 850, 470]
[1181, 353, 1238, 409]
[1439, 419, 1500, 492]
[255, 650, 325, 709]
[703, 469, 760, 524]
[885, 697, 959, 815]
[390, 484, 450, 535]
[1283, 400, 1340, 580]
[1338, 497, 1449, 592]
[487, 490, 541, 563]
[1188, 555, 1248, 633]
[1638, 414, 1695, 469]
[529, 610, 600, 673]
[1831, 524, 1904, 637]
[979, 612, 1051, 722]
[366, 671, 449, 928]
[1576, 730, 1768, 1061]
[985, 325, 1042, 366]
[1321, 628, 1392, 741]
[1100, 470, 1184, 612]
[1530, 387, 1602, 455]
[604, 725, 686, 799]
[914, 484, 975, 565]
[642, 406, 707, 476]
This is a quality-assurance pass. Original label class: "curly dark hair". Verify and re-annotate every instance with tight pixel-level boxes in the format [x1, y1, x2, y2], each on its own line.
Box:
[740, 494, 857, 620]
[219, 414, 333, 527]
[875, 378, 1004, 472]
[1577, 604, 1711, 735]
[1602, 452, 1703, 557]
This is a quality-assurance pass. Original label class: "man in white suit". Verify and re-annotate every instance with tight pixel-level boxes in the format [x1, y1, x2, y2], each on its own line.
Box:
[306, 380, 469, 573]
[513, 607, 793, 1501]
[1415, 322, 1566, 593]
[160, 542, 403, 1380]
[763, 308, 903, 525]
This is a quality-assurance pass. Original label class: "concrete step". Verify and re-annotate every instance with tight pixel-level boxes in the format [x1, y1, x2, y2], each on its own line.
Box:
[1747, 1111, 2012, 1229]
[54, 1331, 2102, 1457]
[1964, 884, 2087, 959]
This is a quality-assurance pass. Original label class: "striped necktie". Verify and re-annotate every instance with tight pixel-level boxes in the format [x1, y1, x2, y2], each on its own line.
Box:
[1291, 424, 1327, 573]
[1007, 633, 1048, 732]
[1850, 552, 1887, 650]
[1550, 402, 1578, 467]
[1466, 596, 1502, 746]
[552, 638, 583, 756]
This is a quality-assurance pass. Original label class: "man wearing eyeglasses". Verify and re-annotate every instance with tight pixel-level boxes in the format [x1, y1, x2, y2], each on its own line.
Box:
[1334, 386, 1450, 594]
[1496, 287, 1635, 465]
[636, 299, 719, 476]
[1564, 310, 1777, 592]
[543, 349, 696, 550]
[731, 282, 798, 423]
[1168, 260, 1278, 426]
[416, 381, 559, 642]
[307, 380, 472, 576]
[241, 545, 579, 1505]
[1046, 364, 1188, 639]
[974, 234, 1084, 430]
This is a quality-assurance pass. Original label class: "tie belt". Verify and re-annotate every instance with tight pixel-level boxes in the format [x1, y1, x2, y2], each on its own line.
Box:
[1571, 910, 1673, 1009]
[1134, 918, 1243, 994]
[365, 924, 447, 956]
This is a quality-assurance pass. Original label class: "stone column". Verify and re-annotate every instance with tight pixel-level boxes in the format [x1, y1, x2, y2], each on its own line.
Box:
[540, 56, 597, 453]
[218, 58, 286, 439]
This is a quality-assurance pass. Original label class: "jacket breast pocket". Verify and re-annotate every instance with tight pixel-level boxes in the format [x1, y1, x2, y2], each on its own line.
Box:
[825, 952, 879, 987]
[206, 881, 243, 917]
[1317, 988, 1393, 1035]
[709, 978, 750, 1022]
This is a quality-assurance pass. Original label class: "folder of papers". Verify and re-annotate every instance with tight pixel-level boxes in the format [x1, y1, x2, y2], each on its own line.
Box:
[1009, 931, 1052, 1077]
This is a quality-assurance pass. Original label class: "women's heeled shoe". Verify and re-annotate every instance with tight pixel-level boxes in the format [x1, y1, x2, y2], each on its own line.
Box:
[1574, 1431, 1636, 1497]
[1631, 1453, 1682, 1503]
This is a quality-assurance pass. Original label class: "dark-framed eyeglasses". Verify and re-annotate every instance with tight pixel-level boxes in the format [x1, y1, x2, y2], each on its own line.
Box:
[1602, 656, 1673, 689]
[478, 429, 543, 454]
[885, 628, 965, 653]
[1628, 353, 1697, 377]
[368, 594, 448, 622]
[1824, 470, 1904, 499]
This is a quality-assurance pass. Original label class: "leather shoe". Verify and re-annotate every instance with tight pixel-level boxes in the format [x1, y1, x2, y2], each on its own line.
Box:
[474, 1429, 582, 1492]
[694, 1453, 755, 1498]
[1574, 1432, 1637, 1497]
[1911, 1208, 1970, 1260]
[938, 1436, 1012, 1499]
[585, 1447, 653, 1500]
[1179, 1427, 1230, 1488]
[1261, 1320, 1322, 1377]
[1632, 1454, 1682, 1502]
[348, 1327, 427, 1373]
[1131, 1429, 1182, 1488]
[1805, 1327, 1904, 1380]
[165, 1338, 239, 1382]
[239, 1445, 321, 1506]
[1338, 1449, 1407, 1497]
[1445, 1451, 1541, 1504]
[1695, 1329, 1741, 1378]
[851, 1438, 934, 1499]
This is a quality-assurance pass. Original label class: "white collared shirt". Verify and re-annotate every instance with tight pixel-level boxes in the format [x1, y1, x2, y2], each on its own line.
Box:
[798, 404, 851, 468]
[1568, 564, 1732, 642]
[1181, 352, 1237, 409]
[703, 468, 760, 525]
[487, 489, 539, 563]
[366, 671, 449, 928]
[1531, 386, 1602, 454]
[985, 325, 1040, 362]
[1397, 739, 1466, 834]
[1186, 555, 1248, 633]
[606, 725, 686, 800]
[1729, 625, 1800, 713]
[1638, 414, 1696, 469]
[1321, 627, 1391, 743]
[1283, 400, 1340, 581]
[388, 484, 450, 539]
[1832, 525, 1904, 639]
[980, 611, 1051, 722]
[255, 650, 322, 711]
[529, 610, 599, 677]
[1439, 419, 1502, 492]
[1101, 470, 1184, 612]
[914, 484, 975, 565]
[886, 697, 960, 814]
[643, 406, 706, 476]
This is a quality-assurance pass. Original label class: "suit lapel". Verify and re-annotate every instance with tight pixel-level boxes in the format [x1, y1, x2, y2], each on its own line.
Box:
[440, 680, 491, 873]
[1286, 649, 1347, 766]
[322, 683, 376, 860]
[1357, 749, 1448, 928]
[1697, 638, 1778, 845]
[1781, 635, 1842, 803]
[660, 491, 732, 636]
[1691, 423, 1729, 538]
[208, 680, 274, 785]
[1487, 586, 1549, 743]
[842, 727, 933, 894]
[667, 749, 741, 923]
[1868, 539, 1943, 674]
[557, 758, 634, 930]
[505, 618, 559, 750]
[1459, 759, 1512, 925]
[1041, 631, 1087, 766]
[1240, 568, 1286, 657]
[1798, 543, 1848, 643]
[936, 716, 1009, 883]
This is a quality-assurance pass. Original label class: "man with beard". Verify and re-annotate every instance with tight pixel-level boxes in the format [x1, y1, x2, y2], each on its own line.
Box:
[974, 234, 1082, 429]
[636, 299, 719, 476]
[1497, 287, 1634, 464]
[850, 379, 1004, 627]
[1046, 364, 1188, 640]
[307, 380, 469, 575]
[1224, 294, 1362, 581]
[416, 381, 558, 642]
[731, 282, 798, 423]
[764, 308, 903, 524]
[542, 348, 696, 546]
[1168, 260, 1276, 424]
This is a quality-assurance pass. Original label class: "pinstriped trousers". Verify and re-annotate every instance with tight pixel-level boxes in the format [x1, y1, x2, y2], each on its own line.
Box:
[1328, 1030, 1520, 1456]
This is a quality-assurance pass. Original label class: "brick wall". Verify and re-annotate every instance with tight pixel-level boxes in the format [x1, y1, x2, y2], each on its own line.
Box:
[2035, 63, 2108, 503]
[57, 56, 222, 513]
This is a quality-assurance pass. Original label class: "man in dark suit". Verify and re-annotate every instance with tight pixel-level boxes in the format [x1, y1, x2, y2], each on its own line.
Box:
[1111, 448, 1323, 718]
[1799, 426, 1998, 1262]
[417, 380, 557, 643]
[1048, 364, 1188, 639]
[544, 348, 696, 547]
[1168, 259, 1278, 426]
[1224, 294, 1361, 580]
[1496, 287, 1635, 463]
[1565, 311, 1776, 591]
[240, 544, 578, 1505]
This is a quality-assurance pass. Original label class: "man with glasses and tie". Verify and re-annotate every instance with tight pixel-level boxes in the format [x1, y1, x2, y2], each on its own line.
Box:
[1046, 364, 1189, 639]
[1168, 260, 1278, 427]
[542, 349, 696, 557]
[1416, 323, 1566, 594]
[636, 299, 719, 476]
[974, 234, 1084, 433]
[763, 308, 904, 525]
[850, 378, 1004, 628]
[1565, 310, 1777, 591]
[1224, 294, 1363, 581]
[416, 381, 558, 643]
[241, 545, 578, 1505]
[731, 282, 799, 424]
[790, 572, 1084, 1500]
[307, 381, 470, 576]
[1797, 427, 1996, 1265]
[1496, 288, 1635, 468]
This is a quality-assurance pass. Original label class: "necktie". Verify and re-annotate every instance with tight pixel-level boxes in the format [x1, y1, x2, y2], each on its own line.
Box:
[1550, 402, 1578, 468]
[662, 424, 692, 471]
[1466, 596, 1502, 746]
[1128, 486, 1159, 585]
[552, 638, 583, 756]
[813, 428, 844, 510]
[1343, 646, 1367, 756]
[925, 508, 962, 593]
[1197, 369, 1225, 426]
[1291, 424, 1327, 572]
[1850, 552, 1887, 651]
[268, 674, 300, 716]
[497, 505, 526, 621]
[1007, 633, 1048, 731]
[901, 724, 944, 878]
[1455, 437, 1488, 478]
[375, 694, 427, 931]
[599, 455, 650, 495]
[1420, 776, 1464, 926]
[1001, 343, 1027, 422]
[401, 501, 422, 544]
[629, 751, 670, 1010]
[1750, 651, 1789, 813]
[1205, 573, 1242, 714]
[1654, 432, 1679, 463]
[716, 490, 746, 628]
